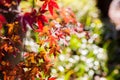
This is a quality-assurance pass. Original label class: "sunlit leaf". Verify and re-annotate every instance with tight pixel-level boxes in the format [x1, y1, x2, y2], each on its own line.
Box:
[48, 77, 56, 80]
[41, 0, 59, 15]
[46, 35, 58, 47]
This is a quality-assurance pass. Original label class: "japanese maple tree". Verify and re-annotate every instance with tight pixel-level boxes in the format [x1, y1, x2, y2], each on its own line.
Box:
[0, 0, 86, 80]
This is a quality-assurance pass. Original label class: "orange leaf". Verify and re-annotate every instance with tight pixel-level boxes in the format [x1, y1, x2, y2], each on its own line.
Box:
[46, 35, 58, 47]
[43, 54, 51, 62]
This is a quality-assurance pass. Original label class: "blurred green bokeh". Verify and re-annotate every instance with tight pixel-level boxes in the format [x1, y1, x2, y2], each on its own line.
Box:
[50, 0, 120, 80]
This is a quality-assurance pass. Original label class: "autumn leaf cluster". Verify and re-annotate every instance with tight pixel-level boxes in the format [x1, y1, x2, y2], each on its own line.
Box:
[0, 0, 86, 80]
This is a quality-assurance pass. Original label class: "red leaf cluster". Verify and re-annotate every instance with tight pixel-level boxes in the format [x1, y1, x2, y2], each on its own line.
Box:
[0, 0, 87, 80]
[18, 9, 37, 31]
[41, 0, 59, 15]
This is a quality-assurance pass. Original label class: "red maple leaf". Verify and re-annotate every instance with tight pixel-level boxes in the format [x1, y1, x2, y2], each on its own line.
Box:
[36, 20, 44, 32]
[36, 14, 48, 32]
[41, 0, 59, 15]
[0, 14, 6, 29]
[18, 9, 37, 31]
[38, 14, 48, 23]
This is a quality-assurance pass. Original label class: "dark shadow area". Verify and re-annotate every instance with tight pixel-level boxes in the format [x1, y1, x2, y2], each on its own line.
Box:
[97, 0, 120, 79]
